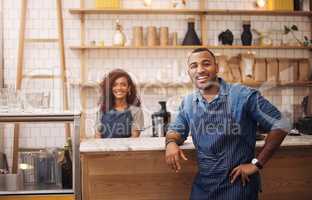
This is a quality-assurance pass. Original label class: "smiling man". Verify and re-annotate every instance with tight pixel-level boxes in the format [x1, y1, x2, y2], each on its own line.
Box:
[165, 48, 289, 200]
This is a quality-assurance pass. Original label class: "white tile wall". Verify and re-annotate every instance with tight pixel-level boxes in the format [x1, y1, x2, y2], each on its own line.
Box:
[1, 0, 312, 170]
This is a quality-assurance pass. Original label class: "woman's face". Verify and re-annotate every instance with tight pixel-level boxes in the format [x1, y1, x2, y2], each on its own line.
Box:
[112, 76, 130, 101]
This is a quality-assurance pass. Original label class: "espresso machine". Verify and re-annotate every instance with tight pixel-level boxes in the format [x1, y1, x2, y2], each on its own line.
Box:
[152, 101, 171, 137]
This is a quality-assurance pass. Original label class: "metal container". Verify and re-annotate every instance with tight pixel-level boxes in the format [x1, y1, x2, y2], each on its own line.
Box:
[0, 174, 23, 191]
[19, 149, 61, 186]
[152, 116, 165, 137]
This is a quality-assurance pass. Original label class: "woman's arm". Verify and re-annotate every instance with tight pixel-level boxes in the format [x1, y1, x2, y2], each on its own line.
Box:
[94, 108, 104, 138]
[131, 107, 144, 137]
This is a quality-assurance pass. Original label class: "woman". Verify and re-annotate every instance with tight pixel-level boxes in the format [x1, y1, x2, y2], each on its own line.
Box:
[95, 69, 144, 138]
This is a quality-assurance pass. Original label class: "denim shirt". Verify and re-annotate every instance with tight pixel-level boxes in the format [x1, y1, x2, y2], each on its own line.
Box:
[168, 78, 290, 150]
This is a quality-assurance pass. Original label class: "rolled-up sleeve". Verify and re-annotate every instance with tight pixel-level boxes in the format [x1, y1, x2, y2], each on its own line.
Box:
[167, 100, 190, 140]
[246, 91, 290, 132]
[132, 107, 144, 131]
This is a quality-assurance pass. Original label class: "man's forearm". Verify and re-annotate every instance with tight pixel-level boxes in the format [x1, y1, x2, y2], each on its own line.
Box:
[257, 129, 287, 167]
[166, 131, 185, 146]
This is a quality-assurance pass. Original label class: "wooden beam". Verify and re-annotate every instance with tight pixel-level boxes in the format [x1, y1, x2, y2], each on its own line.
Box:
[25, 38, 58, 43]
[56, 0, 71, 139]
[200, 15, 207, 45]
[79, 0, 87, 139]
[12, 0, 28, 174]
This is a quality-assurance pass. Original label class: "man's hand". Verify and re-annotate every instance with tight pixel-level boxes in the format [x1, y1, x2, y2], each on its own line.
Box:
[229, 164, 259, 186]
[165, 142, 188, 172]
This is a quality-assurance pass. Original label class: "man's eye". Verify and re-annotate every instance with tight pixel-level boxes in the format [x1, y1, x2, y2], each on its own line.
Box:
[202, 62, 210, 66]
[190, 64, 197, 69]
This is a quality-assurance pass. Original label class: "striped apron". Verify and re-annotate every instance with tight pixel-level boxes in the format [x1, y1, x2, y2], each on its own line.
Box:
[189, 93, 260, 200]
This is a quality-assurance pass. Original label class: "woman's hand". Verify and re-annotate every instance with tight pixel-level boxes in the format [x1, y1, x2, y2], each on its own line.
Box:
[165, 142, 188, 172]
[95, 132, 102, 138]
[229, 164, 259, 186]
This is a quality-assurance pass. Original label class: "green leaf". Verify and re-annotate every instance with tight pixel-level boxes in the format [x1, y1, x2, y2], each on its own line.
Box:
[291, 25, 298, 31]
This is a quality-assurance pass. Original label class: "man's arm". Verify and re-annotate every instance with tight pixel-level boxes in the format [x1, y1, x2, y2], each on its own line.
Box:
[256, 129, 287, 167]
[165, 131, 188, 172]
[165, 99, 190, 172]
[230, 91, 290, 185]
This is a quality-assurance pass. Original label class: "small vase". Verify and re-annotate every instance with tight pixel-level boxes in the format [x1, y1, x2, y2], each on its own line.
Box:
[182, 18, 201, 46]
[241, 21, 252, 46]
[218, 29, 234, 45]
[113, 20, 126, 46]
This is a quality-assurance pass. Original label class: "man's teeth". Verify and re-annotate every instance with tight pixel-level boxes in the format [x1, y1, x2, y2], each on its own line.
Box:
[197, 76, 208, 80]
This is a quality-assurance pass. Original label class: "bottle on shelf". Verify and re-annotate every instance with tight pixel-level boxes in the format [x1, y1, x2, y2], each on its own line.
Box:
[113, 20, 127, 47]
[59, 137, 72, 189]
[241, 20, 253, 46]
[182, 18, 201, 46]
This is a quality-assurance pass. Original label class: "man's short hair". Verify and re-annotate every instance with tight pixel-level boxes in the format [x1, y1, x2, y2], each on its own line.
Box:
[188, 48, 216, 64]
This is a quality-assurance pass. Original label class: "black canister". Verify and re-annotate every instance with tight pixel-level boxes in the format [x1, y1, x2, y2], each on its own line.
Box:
[182, 18, 201, 45]
[152, 101, 171, 137]
[241, 21, 253, 46]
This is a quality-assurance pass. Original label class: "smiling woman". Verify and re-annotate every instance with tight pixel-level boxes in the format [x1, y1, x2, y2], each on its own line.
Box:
[95, 69, 144, 138]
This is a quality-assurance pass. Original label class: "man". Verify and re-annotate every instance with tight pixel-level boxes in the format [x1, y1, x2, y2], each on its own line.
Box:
[165, 48, 289, 200]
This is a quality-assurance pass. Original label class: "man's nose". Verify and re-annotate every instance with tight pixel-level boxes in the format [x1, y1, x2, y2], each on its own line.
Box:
[197, 64, 205, 73]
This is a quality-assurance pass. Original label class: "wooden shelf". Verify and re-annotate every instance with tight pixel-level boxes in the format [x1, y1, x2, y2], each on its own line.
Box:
[70, 81, 312, 89]
[69, 8, 311, 16]
[69, 8, 206, 15]
[70, 45, 311, 50]
[206, 10, 312, 16]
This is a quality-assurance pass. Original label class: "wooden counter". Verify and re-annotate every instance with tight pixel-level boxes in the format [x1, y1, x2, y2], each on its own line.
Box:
[80, 136, 312, 200]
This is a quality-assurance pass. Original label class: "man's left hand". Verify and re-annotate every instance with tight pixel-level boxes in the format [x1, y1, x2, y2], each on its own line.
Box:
[229, 164, 259, 186]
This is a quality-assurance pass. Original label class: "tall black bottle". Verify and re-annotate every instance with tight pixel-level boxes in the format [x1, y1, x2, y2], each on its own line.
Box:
[60, 138, 72, 189]
[241, 21, 252, 46]
[182, 18, 201, 45]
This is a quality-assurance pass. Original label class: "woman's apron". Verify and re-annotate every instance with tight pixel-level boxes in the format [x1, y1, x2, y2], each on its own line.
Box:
[189, 93, 260, 200]
[100, 109, 133, 138]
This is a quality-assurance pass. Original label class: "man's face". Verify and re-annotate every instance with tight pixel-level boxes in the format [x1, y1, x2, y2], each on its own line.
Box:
[187, 51, 219, 90]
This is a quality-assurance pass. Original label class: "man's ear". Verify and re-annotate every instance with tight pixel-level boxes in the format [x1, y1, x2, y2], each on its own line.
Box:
[187, 69, 193, 82]
[215, 63, 219, 74]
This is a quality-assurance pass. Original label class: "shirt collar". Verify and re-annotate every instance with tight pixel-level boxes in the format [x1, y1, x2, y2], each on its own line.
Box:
[192, 77, 229, 102]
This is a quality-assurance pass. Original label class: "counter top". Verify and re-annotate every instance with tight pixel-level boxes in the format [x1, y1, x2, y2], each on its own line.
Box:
[80, 135, 312, 153]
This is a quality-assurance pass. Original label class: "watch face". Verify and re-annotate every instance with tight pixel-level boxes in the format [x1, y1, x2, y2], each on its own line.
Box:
[251, 158, 258, 165]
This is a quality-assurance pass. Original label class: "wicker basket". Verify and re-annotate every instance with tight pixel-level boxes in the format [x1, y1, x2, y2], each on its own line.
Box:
[267, 0, 294, 11]
[95, 0, 121, 9]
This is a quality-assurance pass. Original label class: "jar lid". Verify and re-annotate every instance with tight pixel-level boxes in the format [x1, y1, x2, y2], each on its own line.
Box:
[243, 20, 251, 25]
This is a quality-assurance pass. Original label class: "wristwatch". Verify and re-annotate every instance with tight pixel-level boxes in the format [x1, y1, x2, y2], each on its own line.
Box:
[251, 158, 263, 170]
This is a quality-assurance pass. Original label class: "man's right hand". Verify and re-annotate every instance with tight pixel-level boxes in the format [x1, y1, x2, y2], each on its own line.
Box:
[165, 142, 188, 172]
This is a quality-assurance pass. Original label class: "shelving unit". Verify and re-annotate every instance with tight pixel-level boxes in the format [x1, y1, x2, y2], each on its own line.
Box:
[71, 0, 312, 136]
[69, 8, 311, 17]
[0, 112, 81, 200]
[70, 81, 312, 89]
[69, 45, 312, 50]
